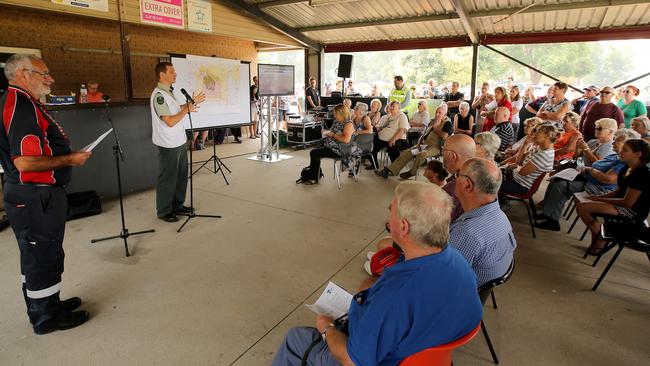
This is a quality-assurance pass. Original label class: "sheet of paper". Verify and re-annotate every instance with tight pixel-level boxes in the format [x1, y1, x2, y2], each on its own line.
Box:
[553, 167, 580, 182]
[573, 191, 593, 203]
[305, 281, 353, 319]
[81, 128, 113, 152]
[410, 144, 427, 156]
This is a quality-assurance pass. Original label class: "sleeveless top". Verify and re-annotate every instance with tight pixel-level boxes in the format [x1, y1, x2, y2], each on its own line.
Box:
[456, 113, 471, 131]
[325, 119, 361, 166]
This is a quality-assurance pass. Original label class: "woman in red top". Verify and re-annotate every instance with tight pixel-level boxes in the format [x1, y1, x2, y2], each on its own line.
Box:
[554, 111, 582, 161]
[481, 86, 512, 132]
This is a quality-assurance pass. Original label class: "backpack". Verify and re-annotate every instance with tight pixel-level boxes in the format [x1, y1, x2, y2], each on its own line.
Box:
[296, 166, 323, 184]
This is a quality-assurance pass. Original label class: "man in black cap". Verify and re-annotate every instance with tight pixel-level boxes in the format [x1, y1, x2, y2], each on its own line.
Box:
[572, 85, 600, 116]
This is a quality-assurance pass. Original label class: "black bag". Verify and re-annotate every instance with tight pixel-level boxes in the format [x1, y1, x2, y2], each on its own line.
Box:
[554, 158, 577, 172]
[66, 191, 102, 221]
[296, 166, 323, 184]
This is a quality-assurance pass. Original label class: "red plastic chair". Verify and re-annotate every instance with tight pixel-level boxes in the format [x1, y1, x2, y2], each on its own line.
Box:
[500, 171, 548, 238]
[399, 323, 481, 366]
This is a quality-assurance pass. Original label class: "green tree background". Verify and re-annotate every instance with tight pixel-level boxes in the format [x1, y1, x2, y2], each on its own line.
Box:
[322, 41, 636, 89]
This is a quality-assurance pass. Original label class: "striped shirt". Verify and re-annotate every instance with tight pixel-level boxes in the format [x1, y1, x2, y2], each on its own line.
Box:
[449, 200, 517, 286]
[491, 122, 515, 151]
[513, 146, 554, 189]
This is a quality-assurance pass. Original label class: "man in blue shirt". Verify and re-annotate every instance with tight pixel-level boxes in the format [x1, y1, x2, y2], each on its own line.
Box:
[450, 158, 517, 286]
[272, 181, 483, 366]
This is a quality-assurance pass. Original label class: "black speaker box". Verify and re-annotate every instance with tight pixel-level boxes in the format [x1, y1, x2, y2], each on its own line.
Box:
[337, 54, 353, 78]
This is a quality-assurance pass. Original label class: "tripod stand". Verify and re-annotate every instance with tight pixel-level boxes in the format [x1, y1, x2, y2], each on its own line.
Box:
[191, 128, 231, 185]
[177, 97, 221, 233]
[91, 100, 155, 257]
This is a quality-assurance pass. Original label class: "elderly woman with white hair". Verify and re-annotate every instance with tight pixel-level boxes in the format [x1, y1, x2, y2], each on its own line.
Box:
[453, 101, 474, 136]
[352, 102, 373, 134]
[368, 98, 383, 129]
[474, 132, 501, 160]
[536, 128, 641, 232]
[407, 100, 430, 145]
[574, 118, 618, 167]
[631, 116, 650, 141]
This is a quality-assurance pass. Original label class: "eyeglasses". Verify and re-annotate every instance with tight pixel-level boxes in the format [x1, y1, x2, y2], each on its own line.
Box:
[23, 69, 51, 78]
[600, 91, 613, 95]
[621, 90, 630, 94]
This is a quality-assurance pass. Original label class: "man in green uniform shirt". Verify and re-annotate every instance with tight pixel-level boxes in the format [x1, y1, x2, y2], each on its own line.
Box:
[150, 61, 205, 222]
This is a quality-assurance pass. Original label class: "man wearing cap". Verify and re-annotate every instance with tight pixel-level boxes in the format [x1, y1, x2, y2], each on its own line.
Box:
[1, 54, 92, 334]
[151, 61, 205, 222]
[572, 86, 599, 115]
[271, 181, 482, 366]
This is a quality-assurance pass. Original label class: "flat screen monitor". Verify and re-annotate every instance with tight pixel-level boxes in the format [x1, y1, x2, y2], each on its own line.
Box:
[258, 64, 294, 96]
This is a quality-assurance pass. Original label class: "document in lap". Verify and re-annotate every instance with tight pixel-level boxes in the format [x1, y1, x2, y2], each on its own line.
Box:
[305, 281, 353, 319]
[553, 167, 580, 181]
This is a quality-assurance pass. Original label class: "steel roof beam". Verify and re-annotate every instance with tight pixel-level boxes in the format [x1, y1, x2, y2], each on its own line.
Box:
[257, 0, 306, 8]
[451, 0, 479, 44]
[299, 13, 459, 32]
[297, 0, 648, 33]
[471, 0, 647, 18]
[219, 0, 321, 51]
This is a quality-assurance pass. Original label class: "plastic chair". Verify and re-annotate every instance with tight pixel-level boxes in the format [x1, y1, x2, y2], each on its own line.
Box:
[500, 172, 548, 238]
[477, 259, 516, 364]
[399, 323, 481, 366]
[354, 133, 377, 172]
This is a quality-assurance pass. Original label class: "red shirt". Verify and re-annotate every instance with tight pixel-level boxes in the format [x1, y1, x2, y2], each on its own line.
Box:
[483, 99, 512, 132]
[86, 91, 104, 103]
[580, 103, 624, 142]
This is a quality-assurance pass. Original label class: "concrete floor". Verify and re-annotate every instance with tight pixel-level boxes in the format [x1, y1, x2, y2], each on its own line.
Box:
[0, 138, 648, 366]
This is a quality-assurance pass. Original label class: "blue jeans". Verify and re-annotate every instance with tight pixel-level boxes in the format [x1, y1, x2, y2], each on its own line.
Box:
[272, 327, 340, 366]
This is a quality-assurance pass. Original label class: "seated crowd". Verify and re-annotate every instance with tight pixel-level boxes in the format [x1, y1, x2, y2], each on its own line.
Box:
[288, 78, 649, 365]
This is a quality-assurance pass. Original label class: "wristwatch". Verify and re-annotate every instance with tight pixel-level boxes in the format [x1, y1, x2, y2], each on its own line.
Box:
[321, 323, 335, 340]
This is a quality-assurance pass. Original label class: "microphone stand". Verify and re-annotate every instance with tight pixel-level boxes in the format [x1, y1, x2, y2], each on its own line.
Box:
[177, 95, 221, 233]
[91, 98, 155, 256]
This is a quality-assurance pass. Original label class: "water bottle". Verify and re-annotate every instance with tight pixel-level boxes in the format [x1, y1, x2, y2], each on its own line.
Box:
[80, 84, 88, 103]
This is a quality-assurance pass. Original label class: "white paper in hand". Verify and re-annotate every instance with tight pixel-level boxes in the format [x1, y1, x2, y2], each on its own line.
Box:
[305, 281, 353, 319]
[82, 128, 113, 152]
[553, 167, 580, 182]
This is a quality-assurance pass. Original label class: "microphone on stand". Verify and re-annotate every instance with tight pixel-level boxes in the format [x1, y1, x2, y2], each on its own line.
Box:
[180, 88, 195, 104]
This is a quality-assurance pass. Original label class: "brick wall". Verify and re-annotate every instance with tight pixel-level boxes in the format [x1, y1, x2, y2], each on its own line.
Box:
[0, 5, 258, 101]
[126, 24, 258, 99]
[0, 5, 125, 100]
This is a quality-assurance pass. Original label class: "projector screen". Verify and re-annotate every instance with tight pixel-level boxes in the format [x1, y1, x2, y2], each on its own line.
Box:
[171, 54, 251, 130]
[258, 64, 294, 96]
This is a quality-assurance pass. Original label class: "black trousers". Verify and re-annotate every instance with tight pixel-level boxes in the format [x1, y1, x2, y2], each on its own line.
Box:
[309, 147, 341, 180]
[372, 136, 409, 165]
[4, 183, 67, 328]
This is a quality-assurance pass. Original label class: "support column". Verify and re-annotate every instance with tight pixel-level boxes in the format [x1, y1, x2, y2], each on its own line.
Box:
[470, 43, 479, 103]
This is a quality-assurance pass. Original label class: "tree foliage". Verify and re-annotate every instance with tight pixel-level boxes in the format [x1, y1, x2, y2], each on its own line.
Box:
[322, 41, 635, 89]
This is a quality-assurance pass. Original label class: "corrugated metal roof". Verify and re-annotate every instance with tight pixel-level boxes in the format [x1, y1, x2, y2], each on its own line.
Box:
[247, 0, 650, 46]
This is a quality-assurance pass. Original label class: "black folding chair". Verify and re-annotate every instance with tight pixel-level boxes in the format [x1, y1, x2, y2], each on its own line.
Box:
[590, 223, 650, 291]
[477, 259, 516, 365]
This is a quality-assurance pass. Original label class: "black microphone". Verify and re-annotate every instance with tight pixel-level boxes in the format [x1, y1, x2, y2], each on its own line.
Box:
[180, 88, 195, 104]
[102, 94, 111, 102]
